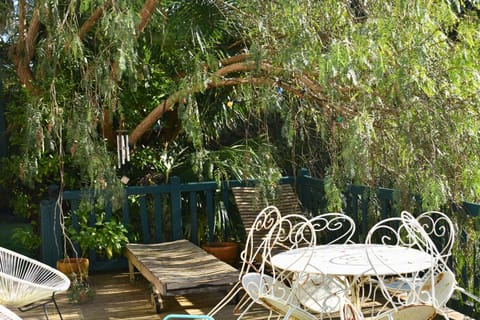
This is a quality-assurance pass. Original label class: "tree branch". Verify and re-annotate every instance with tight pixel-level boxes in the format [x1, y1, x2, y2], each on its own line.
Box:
[17, 0, 27, 51]
[128, 58, 349, 145]
[220, 53, 252, 66]
[129, 92, 183, 145]
[78, 3, 110, 39]
[12, 0, 38, 93]
[137, 0, 157, 34]
[25, 6, 40, 62]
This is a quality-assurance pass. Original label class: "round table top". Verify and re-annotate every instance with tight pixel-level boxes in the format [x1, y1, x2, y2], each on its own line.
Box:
[270, 243, 434, 276]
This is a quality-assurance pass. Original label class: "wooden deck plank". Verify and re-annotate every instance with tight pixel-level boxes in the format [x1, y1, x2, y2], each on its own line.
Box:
[15, 271, 269, 320]
[15, 272, 472, 320]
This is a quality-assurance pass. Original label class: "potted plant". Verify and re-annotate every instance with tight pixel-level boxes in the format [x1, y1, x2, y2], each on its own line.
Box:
[200, 201, 240, 266]
[201, 240, 238, 265]
[66, 273, 96, 304]
[57, 201, 129, 279]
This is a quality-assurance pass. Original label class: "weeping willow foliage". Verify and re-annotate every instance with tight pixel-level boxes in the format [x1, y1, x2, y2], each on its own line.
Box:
[218, 0, 480, 209]
[10, 1, 142, 196]
[2, 0, 480, 211]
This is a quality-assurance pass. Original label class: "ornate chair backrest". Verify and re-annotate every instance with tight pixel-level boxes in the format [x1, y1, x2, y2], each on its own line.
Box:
[309, 212, 356, 245]
[365, 216, 415, 248]
[239, 205, 282, 277]
[415, 211, 455, 261]
[264, 214, 315, 276]
[401, 211, 450, 268]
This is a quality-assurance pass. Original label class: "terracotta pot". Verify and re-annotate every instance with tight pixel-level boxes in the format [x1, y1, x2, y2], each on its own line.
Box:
[57, 258, 90, 279]
[201, 241, 238, 266]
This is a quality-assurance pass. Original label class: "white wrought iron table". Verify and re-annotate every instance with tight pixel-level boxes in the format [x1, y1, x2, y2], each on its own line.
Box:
[271, 243, 435, 307]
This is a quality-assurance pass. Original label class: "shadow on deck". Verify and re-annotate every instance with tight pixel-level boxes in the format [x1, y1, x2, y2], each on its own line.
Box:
[17, 271, 257, 320]
[17, 272, 469, 320]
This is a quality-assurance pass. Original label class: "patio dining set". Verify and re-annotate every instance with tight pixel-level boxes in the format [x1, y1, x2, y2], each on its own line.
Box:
[1, 206, 480, 320]
[205, 207, 479, 320]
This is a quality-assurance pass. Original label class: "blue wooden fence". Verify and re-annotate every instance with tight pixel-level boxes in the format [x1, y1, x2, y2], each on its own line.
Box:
[40, 168, 479, 317]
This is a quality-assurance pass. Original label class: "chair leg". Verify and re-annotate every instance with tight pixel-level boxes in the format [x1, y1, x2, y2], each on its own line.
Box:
[51, 293, 64, 320]
[42, 303, 49, 320]
[209, 283, 242, 317]
[20, 293, 63, 320]
[18, 294, 58, 319]
[232, 292, 250, 315]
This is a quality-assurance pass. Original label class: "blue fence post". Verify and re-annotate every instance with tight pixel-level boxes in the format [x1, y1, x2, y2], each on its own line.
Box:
[39, 187, 63, 267]
[296, 168, 310, 207]
[170, 176, 183, 240]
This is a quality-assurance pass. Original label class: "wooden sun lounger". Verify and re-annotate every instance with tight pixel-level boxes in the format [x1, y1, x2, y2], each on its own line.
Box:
[125, 239, 239, 313]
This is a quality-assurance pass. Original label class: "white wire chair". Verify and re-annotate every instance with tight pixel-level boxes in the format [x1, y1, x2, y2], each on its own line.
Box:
[400, 211, 478, 318]
[368, 211, 480, 319]
[0, 247, 71, 320]
[293, 213, 356, 315]
[364, 214, 438, 315]
[0, 305, 22, 320]
[240, 213, 319, 319]
[410, 211, 480, 310]
[208, 205, 282, 317]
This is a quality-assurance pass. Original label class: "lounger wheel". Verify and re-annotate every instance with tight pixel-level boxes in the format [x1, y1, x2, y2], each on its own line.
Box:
[151, 292, 163, 313]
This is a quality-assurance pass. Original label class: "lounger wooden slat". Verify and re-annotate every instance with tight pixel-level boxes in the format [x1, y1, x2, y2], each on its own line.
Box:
[126, 239, 239, 312]
[232, 184, 302, 240]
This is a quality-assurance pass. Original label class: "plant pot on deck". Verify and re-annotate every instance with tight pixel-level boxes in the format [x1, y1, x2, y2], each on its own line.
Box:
[201, 241, 238, 266]
[56, 257, 90, 280]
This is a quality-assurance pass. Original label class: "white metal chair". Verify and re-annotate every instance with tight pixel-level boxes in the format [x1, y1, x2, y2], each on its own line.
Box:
[0, 305, 22, 320]
[0, 247, 71, 320]
[400, 212, 466, 318]
[408, 211, 480, 311]
[406, 268, 456, 307]
[364, 215, 437, 315]
[241, 213, 319, 319]
[371, 211, 478, 319]
[294, 213, 356, 315]
[208, 205, 282, 317]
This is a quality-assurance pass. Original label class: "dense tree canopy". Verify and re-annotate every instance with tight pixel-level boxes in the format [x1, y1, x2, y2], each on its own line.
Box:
[0, 0, 479, 215]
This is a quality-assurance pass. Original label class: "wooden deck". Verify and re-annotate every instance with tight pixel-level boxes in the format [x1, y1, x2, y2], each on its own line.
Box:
[16, 271, 470, 320]
[17, 271, 253, 320]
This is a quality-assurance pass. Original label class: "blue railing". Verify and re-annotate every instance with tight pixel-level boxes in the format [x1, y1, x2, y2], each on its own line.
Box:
[39, 168, 479, 317]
